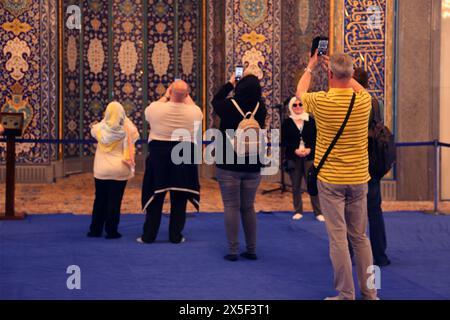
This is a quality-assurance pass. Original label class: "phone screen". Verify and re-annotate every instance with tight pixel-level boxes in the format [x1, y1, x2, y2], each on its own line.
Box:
[318, 40, 328, 56]
[235, 66, 244, 81]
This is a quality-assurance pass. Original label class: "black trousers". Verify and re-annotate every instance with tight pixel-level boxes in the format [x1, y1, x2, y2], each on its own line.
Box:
[286, 158, 322, 216]
[367, 178, 389, 265]
[89, 179, 127, 236]
[349, 178, 389, 265]
[142, 191, 188, 243]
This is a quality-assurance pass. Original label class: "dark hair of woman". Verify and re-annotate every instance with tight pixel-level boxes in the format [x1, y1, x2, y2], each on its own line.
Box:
[353, 67, 369, 89]
[234, 74, 262, 107]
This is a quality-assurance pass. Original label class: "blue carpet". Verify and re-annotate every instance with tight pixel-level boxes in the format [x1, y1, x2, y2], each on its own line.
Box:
[1, 212, 449, 300]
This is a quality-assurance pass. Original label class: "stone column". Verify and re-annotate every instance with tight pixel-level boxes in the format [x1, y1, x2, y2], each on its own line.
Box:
[396, 0, 441, 200]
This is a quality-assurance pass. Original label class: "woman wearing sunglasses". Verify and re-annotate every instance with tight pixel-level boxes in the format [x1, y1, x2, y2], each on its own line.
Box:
[281, 97, 324, 222]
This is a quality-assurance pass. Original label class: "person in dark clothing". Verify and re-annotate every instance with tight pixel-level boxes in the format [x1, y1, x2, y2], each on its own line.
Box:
[281, 97, 324, 222]
[350, 68, 391, 267]
[138, 81, 203, 245]
[212, 73, 267, 262]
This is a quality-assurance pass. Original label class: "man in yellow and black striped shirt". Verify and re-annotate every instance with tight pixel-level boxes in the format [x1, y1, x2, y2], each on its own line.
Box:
[296, 52, 378, 301]
[301, 88, 372, 184]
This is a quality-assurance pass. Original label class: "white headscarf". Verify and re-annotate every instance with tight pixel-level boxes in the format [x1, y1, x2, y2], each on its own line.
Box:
[91, 101, 140, 172]
[288, 97, 310, 121]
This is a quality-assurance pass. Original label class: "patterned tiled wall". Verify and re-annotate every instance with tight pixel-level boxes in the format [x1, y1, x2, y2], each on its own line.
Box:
[0, 0, 57, 164]
[61, 0, 202, 157]
[82, 0, 109, 156]
[281, 0, 329, 101]
[63, 0, 81, 157]
[206, 0, 330, 129]
[147, 0, 176, 105]
[0, 0, 336, 164]
[206, 0, 226, 129]
[344, 0, 386, 103]
[0, 0, 398, 171]
[177, 0, 199, 101]
[225, 0, 282, 130]
[343, 0, 394, 129]
[112, 0, 144, 153]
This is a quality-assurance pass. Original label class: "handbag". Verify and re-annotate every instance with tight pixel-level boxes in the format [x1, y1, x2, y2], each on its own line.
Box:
[307, 93, 356, 196]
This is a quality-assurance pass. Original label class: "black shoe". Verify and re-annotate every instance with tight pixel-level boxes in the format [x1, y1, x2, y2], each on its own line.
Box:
[224, 254, 238, 262]
[240, 252, 258, 260]
[87, 232, 102, 238]
[170, 235, 186, 244]
[105, 232, 122, 239]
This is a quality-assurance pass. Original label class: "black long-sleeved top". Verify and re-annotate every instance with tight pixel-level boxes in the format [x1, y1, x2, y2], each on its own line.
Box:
[281, 117, 317, 162]
[212, 82, 267, 172]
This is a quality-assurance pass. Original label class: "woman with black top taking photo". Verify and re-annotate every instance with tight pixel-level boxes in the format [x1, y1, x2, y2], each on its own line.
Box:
[212, 73, 267, 262]
[281, 97, 324, 222]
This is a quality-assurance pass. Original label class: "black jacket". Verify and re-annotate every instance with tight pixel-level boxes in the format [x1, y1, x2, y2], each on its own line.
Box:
[212, 79, 267, 173]
[281, 117, 317, 162]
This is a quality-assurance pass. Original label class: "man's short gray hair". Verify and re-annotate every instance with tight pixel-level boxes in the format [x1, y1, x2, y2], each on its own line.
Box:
[330, 53, 354, 80]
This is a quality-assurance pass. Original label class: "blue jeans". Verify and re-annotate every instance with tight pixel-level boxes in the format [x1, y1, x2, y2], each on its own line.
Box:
[216, 168, 261, 255]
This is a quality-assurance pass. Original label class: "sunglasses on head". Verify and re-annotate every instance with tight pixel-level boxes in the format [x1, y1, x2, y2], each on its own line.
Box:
[292, 103, 303, 107]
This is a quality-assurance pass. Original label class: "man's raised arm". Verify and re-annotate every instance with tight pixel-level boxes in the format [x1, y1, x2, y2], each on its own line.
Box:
[296, 51, 319, 99]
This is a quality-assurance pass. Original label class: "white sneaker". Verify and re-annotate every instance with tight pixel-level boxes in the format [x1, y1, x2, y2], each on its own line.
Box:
[136, 237, 144, 244]
[292, 213, 304, 220]
[316, 215, 325, 222]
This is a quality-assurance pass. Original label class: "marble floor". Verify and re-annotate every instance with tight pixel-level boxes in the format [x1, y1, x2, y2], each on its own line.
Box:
[1, 173, 449, 215]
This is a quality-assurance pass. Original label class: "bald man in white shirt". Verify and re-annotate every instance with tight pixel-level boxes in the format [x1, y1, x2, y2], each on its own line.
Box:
[138, 80, 203, 244]
[145, 81, 203, 142]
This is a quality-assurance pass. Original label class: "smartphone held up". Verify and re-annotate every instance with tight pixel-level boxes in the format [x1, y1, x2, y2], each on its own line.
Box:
[235, 66, 244, 82]
[311, 36, 329, 57]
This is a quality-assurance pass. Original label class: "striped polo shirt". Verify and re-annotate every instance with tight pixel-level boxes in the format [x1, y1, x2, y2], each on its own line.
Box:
[301, 88, 372, 185]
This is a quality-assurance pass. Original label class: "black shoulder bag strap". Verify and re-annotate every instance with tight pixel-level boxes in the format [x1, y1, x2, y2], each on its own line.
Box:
[316, 93, 356, 174]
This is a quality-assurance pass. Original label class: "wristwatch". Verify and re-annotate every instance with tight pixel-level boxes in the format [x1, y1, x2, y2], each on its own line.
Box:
[305, 67, 313, 74]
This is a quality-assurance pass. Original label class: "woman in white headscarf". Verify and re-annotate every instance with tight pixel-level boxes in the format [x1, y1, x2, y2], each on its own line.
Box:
[281, 97, 324, 222]
[88, 101, 140, 239]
